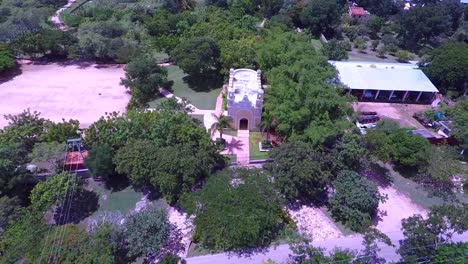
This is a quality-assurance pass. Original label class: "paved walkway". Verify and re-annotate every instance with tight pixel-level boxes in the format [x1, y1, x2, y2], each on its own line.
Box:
[185, 231, 468, 264]
[50, 0, 77, 31]
[236, 130, 250, 165]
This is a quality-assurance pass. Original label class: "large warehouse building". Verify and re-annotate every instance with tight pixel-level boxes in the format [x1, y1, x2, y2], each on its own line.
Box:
[329, 61, 439, 104]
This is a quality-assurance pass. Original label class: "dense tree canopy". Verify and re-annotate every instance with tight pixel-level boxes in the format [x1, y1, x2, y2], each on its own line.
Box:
[397, 3, 451, 50]
[118, 207, 170, 260]
[299, 0, 342, 37]
[171, 36, 221, 80]
[264, 141, 331, 203]
[447, 100, 468, 147]
[256, 31, 352, 145]
[398, 204, 468, 263]
[365, 120, 431, 169]
[182, 169, 284, 251]
[329, 170, 386, 232]
[421, 43, 468, 96]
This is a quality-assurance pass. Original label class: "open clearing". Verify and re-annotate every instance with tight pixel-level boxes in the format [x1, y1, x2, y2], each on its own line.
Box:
[353, 102, 431, 128]
[0, 62, 129, 129]
[148, 66, 221, 110]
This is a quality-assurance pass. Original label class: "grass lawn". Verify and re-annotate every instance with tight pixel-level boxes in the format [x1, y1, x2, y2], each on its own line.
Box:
[249, 132, 269, 160]
[86, 179, 143, 214]
[151, 66, 221, 110]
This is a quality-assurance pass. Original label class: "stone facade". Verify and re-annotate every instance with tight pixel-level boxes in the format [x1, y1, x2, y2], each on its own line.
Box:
[226, 68, 263, 131]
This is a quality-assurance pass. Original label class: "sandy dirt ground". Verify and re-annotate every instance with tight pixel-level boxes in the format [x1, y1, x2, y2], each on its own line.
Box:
[0, 62, 129, 129]
[353, 102, 432, 128]
[288, 205, 343, 241]
[376, 186, 427, 234]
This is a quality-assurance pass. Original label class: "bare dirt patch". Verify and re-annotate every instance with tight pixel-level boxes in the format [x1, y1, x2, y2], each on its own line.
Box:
[376, 186, 427, 234]
[353, 102, 431, 128]
[0, 62, 129, 128]
[288, 205, 343, 241]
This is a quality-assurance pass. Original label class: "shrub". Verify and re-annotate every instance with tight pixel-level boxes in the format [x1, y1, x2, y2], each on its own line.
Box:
[329, 171, 387, 232]
[396, 50, 414, 62]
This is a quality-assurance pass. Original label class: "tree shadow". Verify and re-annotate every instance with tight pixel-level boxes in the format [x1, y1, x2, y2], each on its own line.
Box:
[224, 138, 245, 154]
[54, 188, 99, 224]
[362, 162, 394, 188]
[0, 65, 22, 85]
[183, 75, 223, 93]
[104, 173, 131, 192]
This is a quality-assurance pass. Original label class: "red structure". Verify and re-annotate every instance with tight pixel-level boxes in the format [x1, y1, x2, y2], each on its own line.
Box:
[349, 6, 368, 18]
[64, 151, 88, 171]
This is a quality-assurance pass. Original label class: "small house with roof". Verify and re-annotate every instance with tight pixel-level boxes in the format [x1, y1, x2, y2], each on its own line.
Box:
[226, 68, 263, 131]
[349, 6, 369, 18]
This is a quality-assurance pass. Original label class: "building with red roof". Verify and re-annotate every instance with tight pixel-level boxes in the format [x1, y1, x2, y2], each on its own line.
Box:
[349, 6, 369, 18]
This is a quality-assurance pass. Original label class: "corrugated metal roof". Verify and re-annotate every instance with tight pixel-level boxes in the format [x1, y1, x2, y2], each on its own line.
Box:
[329, 61, 439, 93]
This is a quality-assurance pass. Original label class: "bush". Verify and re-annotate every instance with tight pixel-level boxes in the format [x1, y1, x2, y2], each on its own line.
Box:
[322, 39, 349, 61]
[353, 37, 367, 52]
[329, 171, 387, 232]
[119, 207, 170, 260]
[0, 44, 15, 73]
[371, 40, 379, 51]
[396, 50, 414, 62]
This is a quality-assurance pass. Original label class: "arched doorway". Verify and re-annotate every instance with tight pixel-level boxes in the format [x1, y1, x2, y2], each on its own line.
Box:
[239, 118, 249, 130]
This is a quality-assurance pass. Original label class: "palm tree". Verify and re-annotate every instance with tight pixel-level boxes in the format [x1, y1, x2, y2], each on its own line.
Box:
[260, 111, 274, 143]
[211, 112, 232, 141]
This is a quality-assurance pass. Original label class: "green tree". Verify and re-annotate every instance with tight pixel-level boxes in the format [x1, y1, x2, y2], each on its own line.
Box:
[264, 142, 331, 203]
[366, 120, 431, 169]
[0, 196, 23, 236]
[328, 170, 387, 232]
[260, 111, 274, 142]
[300, 0, 342, 37]
[0, 140, 31, 200]
[447, 100, 468, 146]
[256, 31, 352, 144]
[398, 204, 468, 263]
[171, 36, 221, 79]
[366, 16, 384, 39]
[354, 37, 367, 53]
[0, 44, 15, 73]
[121, 54, 169, 109]
[114, 140, 215, 203]
[396, 50, 414, 63]
[30, 172, 99, 222]
[119, 207, 170, 260]
[322, 39, 349, 61]
[421, 43, 468, 96]
[42, 119, 80, 143]
[289, 241, 356, 264]
[85, 144, 115, 180]
[40, 224, 115, 264]
[433, 242, 468, 264]
[1, 109, 48, 151]
[182, 169, 284, 251]
[398, 4, 450, 50]
[417, 145, 466, 198]
[29, 141, 65, 173]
